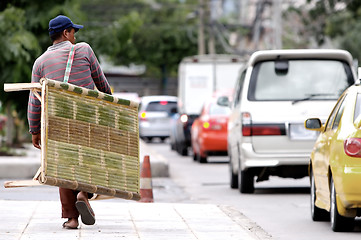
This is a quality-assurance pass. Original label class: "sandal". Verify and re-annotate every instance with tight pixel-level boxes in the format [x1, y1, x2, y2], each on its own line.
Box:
[62, 218, 79, 229]
[75, 200, 95, 225]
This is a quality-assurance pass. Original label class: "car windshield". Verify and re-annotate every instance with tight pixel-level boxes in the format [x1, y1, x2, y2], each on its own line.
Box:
[209, 103, 230, 116]
[145, 101, 177, 113]
[248, 60, 354, 101]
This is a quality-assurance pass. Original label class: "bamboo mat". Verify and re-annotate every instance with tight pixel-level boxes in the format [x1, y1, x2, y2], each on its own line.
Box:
[40, 79, 140, 200]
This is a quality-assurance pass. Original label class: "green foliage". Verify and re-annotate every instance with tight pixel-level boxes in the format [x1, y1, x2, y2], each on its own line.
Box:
[79, 0, 198, 78]
[0, 0, 85, 117]
[0, 6, 40, 117]
[0, 0, 199, 139]
[293, 0, 361, 63]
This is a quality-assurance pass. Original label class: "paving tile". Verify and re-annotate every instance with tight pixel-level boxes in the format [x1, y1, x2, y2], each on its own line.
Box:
[0, 200, 263, 240]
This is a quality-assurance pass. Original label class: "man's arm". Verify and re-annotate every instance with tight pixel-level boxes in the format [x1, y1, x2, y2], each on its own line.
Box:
[86, 44, 112, 94]
[32, 133, 41, 149]
[28, 61, 42, 135]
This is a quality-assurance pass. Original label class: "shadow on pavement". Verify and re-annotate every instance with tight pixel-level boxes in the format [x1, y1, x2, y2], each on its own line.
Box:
[254, 186, 310, 194]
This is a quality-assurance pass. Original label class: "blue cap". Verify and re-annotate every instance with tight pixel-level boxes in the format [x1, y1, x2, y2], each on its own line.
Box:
[48, 15, 83, 35]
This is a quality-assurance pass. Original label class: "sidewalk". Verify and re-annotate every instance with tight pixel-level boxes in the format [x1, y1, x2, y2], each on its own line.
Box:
[0, 200, 271, 240]
[0, 142, 272, 240]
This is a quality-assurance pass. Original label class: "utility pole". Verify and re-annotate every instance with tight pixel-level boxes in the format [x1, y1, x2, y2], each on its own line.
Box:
[198, 0, 206, 55]
[207, 0, 215, 54]
[273, 0, 282, 49]
[237, 0, 249, 53]
[252, 1, 264, 51]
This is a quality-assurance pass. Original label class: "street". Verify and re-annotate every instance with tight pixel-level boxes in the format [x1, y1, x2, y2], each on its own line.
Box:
[1, 139, 361, 239]
[149, 140, 361, 240]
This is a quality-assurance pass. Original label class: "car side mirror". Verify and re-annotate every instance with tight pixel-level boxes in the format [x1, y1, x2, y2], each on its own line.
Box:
[305, 118, 323, 131]
[217, 96, 230, 107]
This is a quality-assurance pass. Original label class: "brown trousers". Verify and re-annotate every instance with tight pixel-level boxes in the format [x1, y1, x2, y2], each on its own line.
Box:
[59, 188, 79, 218]
[59, 188, 94, 218]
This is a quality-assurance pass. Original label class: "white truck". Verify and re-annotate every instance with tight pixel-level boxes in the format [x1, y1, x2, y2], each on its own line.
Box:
[171, 54, 245, 155]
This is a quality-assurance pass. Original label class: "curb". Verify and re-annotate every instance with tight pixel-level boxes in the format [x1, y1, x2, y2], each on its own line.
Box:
[220, 205, 273, 240]
[139, 139, 169, 177]
[0, 141, 169, 179]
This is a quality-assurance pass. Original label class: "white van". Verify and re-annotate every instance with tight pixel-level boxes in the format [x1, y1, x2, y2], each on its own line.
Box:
[226, 49, 357, 193]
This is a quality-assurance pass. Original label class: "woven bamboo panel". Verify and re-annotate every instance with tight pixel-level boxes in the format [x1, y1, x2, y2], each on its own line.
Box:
[40, 79, 140, 200]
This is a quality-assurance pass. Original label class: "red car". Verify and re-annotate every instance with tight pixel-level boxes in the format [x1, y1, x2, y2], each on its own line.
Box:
[191, 98, 231, 163]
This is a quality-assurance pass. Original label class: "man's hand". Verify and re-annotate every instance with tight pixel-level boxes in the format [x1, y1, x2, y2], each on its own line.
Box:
[32, 133, 41, 149]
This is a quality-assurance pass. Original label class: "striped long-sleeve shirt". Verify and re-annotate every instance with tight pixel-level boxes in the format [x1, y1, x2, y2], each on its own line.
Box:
[28, 40, 112, 134]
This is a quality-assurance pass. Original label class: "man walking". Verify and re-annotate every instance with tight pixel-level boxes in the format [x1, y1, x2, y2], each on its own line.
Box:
[28, 15, 112, 229]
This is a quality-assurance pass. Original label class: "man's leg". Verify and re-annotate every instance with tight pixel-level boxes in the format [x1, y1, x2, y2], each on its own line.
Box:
[76, 191, 96, 225]
[59, 188, 79, 229]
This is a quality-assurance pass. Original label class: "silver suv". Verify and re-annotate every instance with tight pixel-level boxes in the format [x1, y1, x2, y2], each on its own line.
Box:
[226, 49, 356, 193]
[138, 95, 178, 142]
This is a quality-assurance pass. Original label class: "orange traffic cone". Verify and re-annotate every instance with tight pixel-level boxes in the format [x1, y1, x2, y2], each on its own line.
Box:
[139, 155, 154, 202]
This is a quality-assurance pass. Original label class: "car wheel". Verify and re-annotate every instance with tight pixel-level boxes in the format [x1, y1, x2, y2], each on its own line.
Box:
[176, 142, 185, 155]
[310, 170, 329, 221]
[238, 164, 254, 193]
[160, 137, 166, 142]
[180, 146, 188, 156]
[229, 155, 238, 189]
[177, 143, 188, 156]
[330, 178, 354, 232]
[198, 154, 207, 163]
[170, 142, 175, 150]
[192, 151, 198, 161]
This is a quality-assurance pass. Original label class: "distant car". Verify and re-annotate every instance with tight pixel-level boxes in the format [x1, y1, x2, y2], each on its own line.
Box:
[226, 49, 356, 193]
[112, 92, 140, 103]
[169, 112, 180, 150]
[305, 84, 361, 232]
[191, 97, 231, 163]
[170, 113, 197, 155]
[138, 95, 177, 142]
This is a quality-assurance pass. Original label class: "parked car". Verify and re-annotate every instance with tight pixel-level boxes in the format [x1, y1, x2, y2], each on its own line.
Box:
[138, 96, 178, 142]
[305, 84, 361, 232]
[112, 92, 140, 103]
[225, 49, 356, 193]
[191, 96, 231, 163]
[172, 54, 244, 156]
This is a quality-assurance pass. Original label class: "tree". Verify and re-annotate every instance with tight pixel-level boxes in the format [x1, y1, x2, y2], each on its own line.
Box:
[0, 0, 200, 145]
[292, 0, 361, 62]
[79, 0, 199, 93]
[0, 0, 82, 146]
[0, 6, 40, 145]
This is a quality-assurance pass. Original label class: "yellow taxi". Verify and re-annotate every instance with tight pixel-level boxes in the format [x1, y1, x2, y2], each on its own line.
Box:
[305, 84, 361, 232]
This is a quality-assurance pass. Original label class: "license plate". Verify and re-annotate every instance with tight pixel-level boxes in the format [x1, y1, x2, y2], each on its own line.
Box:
[289, 123, 319, 140]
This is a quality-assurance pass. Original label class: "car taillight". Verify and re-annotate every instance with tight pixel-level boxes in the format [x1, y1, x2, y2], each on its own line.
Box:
[202, 121, 222, 130]
[242, 112, 252, 136]
[140, 111, 147, 121]
[252, 125, 283, 135]
[203, 122, 210, 129]
[344, 138, 361, 157]
[241, 112, 283, 136]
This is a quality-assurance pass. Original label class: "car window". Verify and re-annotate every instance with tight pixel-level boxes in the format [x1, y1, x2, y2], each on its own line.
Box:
[248, 60, 354, 101]
[325, 95, 346, 131]
[145, 101, 177, 113]
[233, 70, 246, 108]
[332, 97, 346, 130]
[209, 103, 230, 116]
[354, 93, 361, 122]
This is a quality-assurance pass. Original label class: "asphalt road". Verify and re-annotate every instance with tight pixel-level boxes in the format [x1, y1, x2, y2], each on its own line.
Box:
[147, 140, 361, 240]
